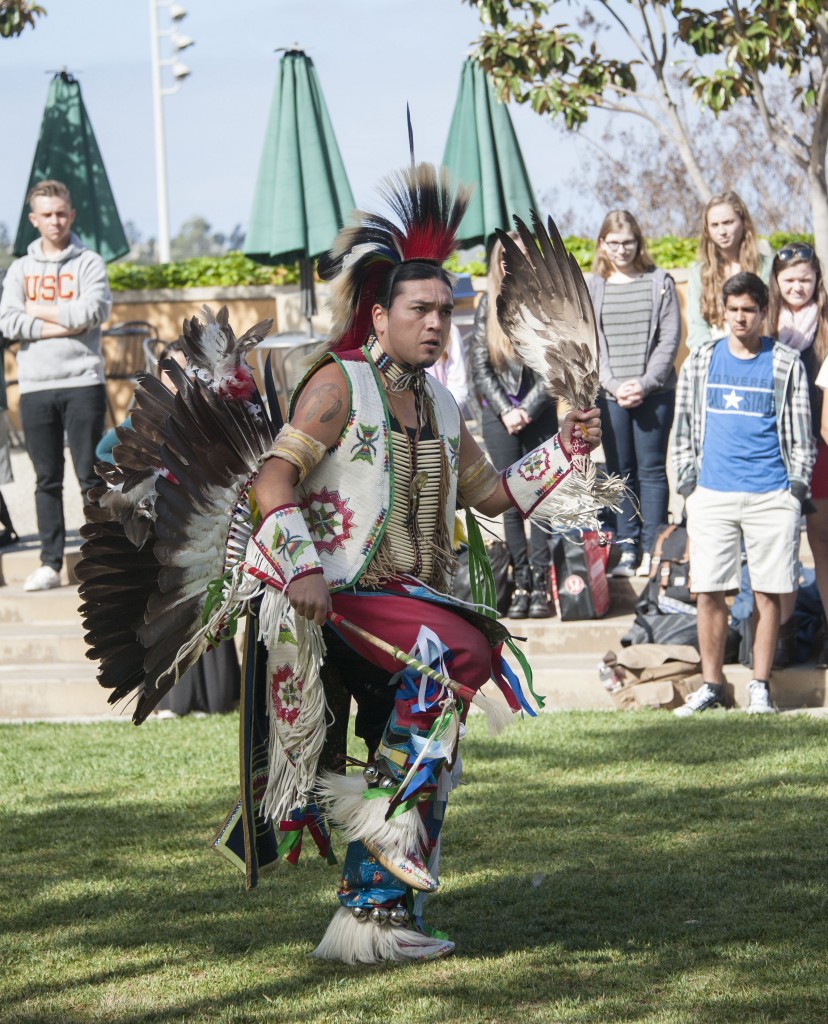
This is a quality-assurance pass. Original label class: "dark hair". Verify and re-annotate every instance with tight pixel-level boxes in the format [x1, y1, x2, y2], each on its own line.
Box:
[722, 271, 768, 310]
[374, 261, 453, 310]
[158, 340, 184, 364]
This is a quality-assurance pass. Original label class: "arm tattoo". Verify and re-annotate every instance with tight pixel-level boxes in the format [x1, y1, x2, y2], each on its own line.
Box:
[301, 382, 343, 425]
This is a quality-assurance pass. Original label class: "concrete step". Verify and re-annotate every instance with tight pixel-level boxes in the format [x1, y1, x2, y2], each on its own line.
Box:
[0, 663, 122, 720]
[0, 583, 84, 624]
[0, 622, 87, 662]
[523, 652, 828, 711]
[2, 646, 824, 723]
[0, 543, 82, 587]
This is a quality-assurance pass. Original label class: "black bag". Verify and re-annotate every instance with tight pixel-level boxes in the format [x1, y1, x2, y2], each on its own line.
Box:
[550, 530, 611, 620]
[453, 540, 513, 617]
[637, 522, 694, 616]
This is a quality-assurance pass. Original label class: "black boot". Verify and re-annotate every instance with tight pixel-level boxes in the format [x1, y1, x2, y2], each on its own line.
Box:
[507, 567, 531, 619]
[773, 617, 797, 669]
[0, 493, 17, 549]
[528, 565, 552, 619]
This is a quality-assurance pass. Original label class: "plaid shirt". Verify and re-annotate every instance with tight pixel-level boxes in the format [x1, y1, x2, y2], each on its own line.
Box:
[671, 337, 816, 498]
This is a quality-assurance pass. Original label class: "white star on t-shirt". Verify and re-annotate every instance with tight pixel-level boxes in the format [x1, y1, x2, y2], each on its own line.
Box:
[723, 388, 743, 409]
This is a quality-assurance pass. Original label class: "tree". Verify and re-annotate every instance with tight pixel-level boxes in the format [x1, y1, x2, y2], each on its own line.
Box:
[563, 89, 812, 237]
[0, 1, 45, 37]
[170, 217, 225, 261]
[677, 2, 828, 258]
[464, 1, 827, 259]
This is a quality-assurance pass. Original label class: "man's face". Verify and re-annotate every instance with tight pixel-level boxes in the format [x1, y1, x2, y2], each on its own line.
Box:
[373, 278, 454, 369]
[724, 293, 765, 345]
[28, 196, 75, 250]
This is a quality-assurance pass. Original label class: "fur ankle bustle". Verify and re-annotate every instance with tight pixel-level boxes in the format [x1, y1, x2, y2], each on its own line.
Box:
[315, 771, 437, 892]
[310, 906, 455, 964]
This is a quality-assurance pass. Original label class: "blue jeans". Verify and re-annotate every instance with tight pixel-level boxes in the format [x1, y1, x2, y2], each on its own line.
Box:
[599, 389, 675, 555]
[20, 384, 107, 570]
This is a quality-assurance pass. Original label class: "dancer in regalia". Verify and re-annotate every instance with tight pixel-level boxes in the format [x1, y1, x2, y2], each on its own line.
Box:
[78, 162, 616, 963]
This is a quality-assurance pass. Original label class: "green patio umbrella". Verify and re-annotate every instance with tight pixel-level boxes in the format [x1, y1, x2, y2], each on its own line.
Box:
[14, 71, 129, 263]
[245, 49, 354, 329]
[442, 58, 537, 254]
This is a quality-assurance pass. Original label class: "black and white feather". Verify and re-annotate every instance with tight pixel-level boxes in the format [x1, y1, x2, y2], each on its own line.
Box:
[495, 212, 627, 532]
[496, 211, 599, 411]
[77, 306, 276, 723]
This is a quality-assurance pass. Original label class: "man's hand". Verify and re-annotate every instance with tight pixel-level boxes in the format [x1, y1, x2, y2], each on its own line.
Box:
[500, 407, 530, 435]
[560, 407, 601, 456]
[287, 572, 331, 626]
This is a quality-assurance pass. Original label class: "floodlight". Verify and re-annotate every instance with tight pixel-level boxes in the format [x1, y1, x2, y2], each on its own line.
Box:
[169, 4, 187, 21]
[172, 61, 191, 81]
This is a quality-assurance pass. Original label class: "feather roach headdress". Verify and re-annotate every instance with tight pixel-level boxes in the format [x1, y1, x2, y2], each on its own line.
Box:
[318, 162, 471, 351]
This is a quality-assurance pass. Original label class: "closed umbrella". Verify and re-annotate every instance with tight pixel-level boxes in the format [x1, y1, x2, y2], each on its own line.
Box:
[442, 58, 537, 253]
[245, 48, 354, 331]
[14, 70, 129, 263]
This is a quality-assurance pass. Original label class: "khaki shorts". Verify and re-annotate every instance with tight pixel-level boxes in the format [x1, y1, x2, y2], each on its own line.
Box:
[686, 485, 800, 594]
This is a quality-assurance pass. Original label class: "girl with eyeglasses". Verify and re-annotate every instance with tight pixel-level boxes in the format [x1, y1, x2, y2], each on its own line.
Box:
[686, 191, 773, 349]
[768, 242, 828, 665]
[587, 210, 681, 577]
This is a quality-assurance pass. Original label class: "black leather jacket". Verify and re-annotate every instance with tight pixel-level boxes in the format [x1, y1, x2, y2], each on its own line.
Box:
[470, 292, 551, 420]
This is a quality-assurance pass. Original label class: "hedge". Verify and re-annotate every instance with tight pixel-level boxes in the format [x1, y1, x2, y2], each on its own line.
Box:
[107, 233, 815, 292]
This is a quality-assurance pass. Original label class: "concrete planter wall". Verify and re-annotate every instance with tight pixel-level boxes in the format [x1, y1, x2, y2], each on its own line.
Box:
[2, 270, 690, 430]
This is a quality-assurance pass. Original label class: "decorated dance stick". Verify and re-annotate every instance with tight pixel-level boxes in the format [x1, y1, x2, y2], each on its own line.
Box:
[326, 610, 512, 730]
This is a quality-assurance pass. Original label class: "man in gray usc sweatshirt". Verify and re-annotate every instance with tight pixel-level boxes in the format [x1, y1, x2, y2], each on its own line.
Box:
[0, 179, 111, 590]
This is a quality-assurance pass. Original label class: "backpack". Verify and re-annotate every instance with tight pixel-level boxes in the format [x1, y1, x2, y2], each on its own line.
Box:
[636, 522, 694, 615]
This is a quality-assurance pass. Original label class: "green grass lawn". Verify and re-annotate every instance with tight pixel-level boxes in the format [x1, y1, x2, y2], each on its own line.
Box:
[1, 712, 826, 1024]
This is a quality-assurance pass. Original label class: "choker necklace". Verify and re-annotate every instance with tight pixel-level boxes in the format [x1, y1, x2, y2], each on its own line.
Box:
[366, 334, 424, 394]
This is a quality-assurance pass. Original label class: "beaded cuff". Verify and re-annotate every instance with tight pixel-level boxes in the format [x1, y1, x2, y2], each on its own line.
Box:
[244, 503, 323, 589]
[458, 454, 500, 508]
[502, 433, 572, 520]
[263, 424, 328, 483]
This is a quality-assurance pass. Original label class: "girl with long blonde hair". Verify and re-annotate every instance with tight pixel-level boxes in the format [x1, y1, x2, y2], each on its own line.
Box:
[686, 191, 772, 349]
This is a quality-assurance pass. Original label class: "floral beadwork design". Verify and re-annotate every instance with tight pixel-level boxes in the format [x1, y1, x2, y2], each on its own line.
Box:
[303, 487, 356, 554]
[517, 447, 551, 482]
[271, 664, 302, 726]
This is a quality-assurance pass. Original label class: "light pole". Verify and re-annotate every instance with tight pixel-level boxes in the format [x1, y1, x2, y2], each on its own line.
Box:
[149, 0, 193, 264]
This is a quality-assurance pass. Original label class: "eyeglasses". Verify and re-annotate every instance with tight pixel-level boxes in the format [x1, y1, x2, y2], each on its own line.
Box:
[777, 242, 815, 263]
[603, 240, 637, 251]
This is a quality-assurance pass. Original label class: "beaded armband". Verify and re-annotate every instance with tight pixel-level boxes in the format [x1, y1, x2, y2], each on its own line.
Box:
[262, 425, 328, 484]
[502, 433, 572, 520]
[458, 454, 500, 508]
[243, 503, 323, 590]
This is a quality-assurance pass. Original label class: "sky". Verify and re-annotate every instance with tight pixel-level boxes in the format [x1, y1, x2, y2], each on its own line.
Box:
[0, 0, 593, 248]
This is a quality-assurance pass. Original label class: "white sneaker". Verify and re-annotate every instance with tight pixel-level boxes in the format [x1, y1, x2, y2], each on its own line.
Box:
[23, 565, 62, 592]
[636, 552, 652, 577]
[674, 683, 723, 717]
[746, 680, 776, 714]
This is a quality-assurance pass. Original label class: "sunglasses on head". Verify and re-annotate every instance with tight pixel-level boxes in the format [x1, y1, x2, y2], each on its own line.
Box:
[777, 242, 815, 263]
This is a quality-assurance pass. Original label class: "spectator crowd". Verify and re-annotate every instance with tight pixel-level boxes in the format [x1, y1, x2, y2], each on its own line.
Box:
[1, 179, 826, 716]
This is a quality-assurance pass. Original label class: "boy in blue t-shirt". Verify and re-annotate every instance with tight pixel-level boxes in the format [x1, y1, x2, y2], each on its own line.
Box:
[671, 272, 815, 715]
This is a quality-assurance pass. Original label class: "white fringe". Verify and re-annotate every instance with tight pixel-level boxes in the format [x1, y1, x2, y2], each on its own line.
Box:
[310, 907, 454, 963]
[471, 688, 514, 736]
[530, 458, 627, 535]
[315, 772, 427, 850]
[261, 611, 328, 824]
